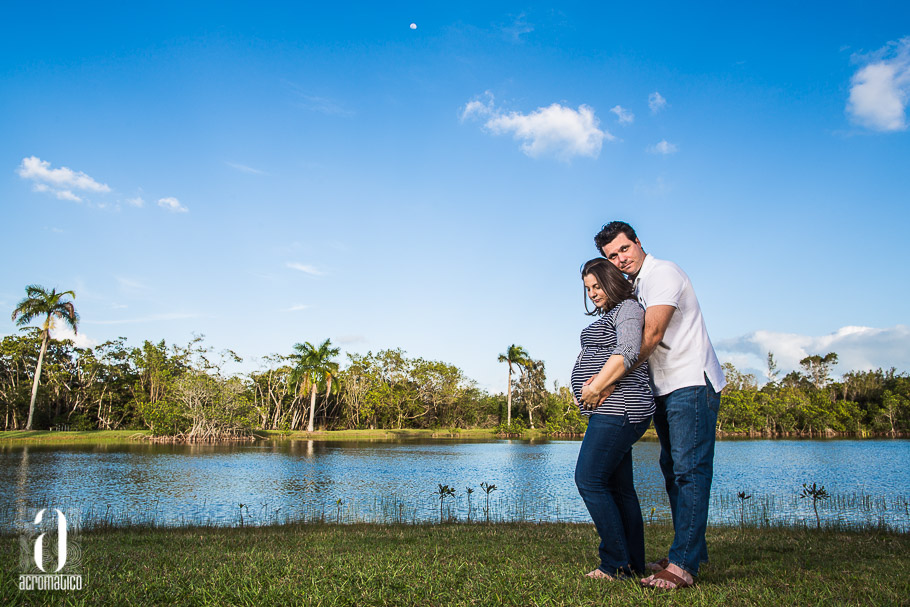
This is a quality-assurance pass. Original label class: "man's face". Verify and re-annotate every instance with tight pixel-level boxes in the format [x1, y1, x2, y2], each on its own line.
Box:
[601, 233, 645, 276]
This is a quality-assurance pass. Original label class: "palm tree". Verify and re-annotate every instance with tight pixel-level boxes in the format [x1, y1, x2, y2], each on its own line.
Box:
[290, 339, 340, 432]
[498, 344, 530, 426]
[11, 285, 79, 430]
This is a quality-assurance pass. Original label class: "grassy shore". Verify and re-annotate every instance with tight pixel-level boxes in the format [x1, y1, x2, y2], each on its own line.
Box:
[2, 522, 907, 606]
[3, 428, 664, 445]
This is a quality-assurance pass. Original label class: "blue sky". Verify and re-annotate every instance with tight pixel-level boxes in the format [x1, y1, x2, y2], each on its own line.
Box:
[2, 1, 909, 391]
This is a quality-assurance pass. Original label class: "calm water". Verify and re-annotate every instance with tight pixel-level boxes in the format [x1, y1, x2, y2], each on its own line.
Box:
[1, 438, 908, 532]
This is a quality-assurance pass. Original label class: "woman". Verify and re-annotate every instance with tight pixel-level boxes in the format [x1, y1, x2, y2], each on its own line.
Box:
[571, 257, 655, 580]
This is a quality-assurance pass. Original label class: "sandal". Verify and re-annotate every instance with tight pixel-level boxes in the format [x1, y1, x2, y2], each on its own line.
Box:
[641, 568, 694, 590]
[585, 569, 615, 580]
[646, 557, 669, 572]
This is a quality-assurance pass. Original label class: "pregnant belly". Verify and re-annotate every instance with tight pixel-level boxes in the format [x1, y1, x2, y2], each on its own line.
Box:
[571, 348, 610, 399]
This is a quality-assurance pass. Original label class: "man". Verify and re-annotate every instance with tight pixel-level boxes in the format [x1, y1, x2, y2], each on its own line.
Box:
[586, 221, 726, 590]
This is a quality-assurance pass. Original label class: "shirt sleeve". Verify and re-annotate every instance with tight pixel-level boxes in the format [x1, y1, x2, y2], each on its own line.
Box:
[611, 300, 645, 370]
[639, 263, 686, 309]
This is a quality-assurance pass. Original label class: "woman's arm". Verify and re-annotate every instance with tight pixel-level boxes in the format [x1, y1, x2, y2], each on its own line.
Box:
[580, 354, 625, 407]
[580, 301, 645, 407]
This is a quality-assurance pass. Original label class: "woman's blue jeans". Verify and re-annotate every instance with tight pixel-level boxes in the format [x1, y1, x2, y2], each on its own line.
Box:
[652, 377, 720, 576]
[574, 413, 651, 577]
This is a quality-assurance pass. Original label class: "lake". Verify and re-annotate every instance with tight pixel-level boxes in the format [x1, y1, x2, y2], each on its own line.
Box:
[2, 438, 908, 532]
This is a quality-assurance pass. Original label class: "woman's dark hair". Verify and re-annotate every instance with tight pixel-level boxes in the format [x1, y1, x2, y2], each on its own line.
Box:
[581, 258, 634, 316]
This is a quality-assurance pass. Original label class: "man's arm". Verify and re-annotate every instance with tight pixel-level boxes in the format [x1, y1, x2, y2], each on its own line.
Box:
[637, 304, 675, 368]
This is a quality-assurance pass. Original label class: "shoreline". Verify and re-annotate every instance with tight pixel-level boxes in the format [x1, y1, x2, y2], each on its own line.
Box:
[1, 427, 906, 445]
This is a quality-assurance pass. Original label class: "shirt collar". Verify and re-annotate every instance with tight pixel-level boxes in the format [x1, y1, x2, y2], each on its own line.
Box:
[631, 253, 654, 289]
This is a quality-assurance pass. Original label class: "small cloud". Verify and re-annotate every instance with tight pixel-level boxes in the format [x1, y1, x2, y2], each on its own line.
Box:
[462, 92, 612, 161]
[502, 12, 534, 42]
[609, 105, 634, 125]
[116, 276, 150, 291]
[284, 304, 311, 312]
[634, 176, 672, 197]
[648, 91, 667, 113]
[226, 162, 266, 175]
[286, 262, 324, 276]
[647, 140, 678, 155]
[50, 324, 98, 349]
[158, 197, 188, 213]
[284, 81, 354, 117]
[126, 196, 145, 208]
[18, 156, 110, 202]
[847, 37, 910, 132]
[460, 91, 496, 121]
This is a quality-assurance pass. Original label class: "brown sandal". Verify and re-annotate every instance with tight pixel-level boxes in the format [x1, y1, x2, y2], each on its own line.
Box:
[646, 557, 670, 572]
[641, 568, 694, 590]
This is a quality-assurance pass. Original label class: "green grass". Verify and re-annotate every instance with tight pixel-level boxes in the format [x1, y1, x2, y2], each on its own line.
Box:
[2, 522, 907, 606]
[0, 430, 150, 445]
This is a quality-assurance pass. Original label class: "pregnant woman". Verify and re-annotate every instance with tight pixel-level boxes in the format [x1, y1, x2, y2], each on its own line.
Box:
[571, 257, 655, 580]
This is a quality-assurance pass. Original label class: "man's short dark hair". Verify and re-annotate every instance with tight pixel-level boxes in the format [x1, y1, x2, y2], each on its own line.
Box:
[594, 221, 638, 255]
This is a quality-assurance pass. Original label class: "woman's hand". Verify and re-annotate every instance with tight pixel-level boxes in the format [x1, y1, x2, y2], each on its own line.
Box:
[580, 377, 615, 409]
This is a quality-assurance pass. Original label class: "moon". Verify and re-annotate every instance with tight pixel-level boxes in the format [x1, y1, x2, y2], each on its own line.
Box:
[410, 23, 417, 30]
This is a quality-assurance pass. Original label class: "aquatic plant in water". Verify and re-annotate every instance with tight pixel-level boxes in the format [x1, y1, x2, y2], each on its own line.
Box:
[800, 483, 830, 529]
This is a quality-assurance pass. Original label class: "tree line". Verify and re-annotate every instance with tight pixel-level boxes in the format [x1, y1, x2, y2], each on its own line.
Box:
[3, 285, 908, 437]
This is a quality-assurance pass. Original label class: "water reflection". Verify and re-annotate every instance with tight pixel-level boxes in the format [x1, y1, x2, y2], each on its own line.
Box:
[0, 439, 907, 532]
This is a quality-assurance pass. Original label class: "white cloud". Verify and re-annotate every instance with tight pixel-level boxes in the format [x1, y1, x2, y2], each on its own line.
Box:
[158, 197, 188, 213]
[285, 304, 311, 312]
[55, 189, 83, 202]
[116, 276, 150, 291]
[50, 324, 98, 349]
[286, 262, 324, 276]
[226, 162, 266, 175]
[460, 92, 496, 121]
[502, 12, 534, 42]
[126, 196, 145, 207]
[715, 325, 910, 380]
[609, 105, 634, 124]
[647, 140, 678, 155]
[648, 91, 667, 113]
[847, 37, 910, 132]
[17, 156, 111, 202]
[462, 93, 612, 160]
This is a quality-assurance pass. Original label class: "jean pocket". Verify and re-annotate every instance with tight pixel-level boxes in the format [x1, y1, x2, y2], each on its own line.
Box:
[706, 390, 720, 414]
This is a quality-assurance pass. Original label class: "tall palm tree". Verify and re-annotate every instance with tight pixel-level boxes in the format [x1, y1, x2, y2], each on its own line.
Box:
[290, 339, 340, 432]
[498, 344, 530, 426]
[11, 285, 79, 430]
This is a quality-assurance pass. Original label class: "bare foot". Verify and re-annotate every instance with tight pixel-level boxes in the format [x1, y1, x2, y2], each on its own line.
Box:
[640, 562, 694, 589]
[585, 568, 615, 580]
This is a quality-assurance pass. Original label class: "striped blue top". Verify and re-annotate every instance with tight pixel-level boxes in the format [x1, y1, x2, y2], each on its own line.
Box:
[570, 298, 655, 422]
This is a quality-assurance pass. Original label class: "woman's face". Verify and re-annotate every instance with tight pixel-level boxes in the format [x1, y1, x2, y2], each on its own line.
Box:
[583, 273, 608, 310]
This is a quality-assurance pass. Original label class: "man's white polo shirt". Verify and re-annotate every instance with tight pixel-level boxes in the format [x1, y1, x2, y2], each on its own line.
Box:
[632, 254, 726, 397]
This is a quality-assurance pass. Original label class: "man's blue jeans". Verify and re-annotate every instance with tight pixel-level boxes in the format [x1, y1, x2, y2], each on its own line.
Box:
[653, 378, 720, 576]
[575, 413, 651, 577]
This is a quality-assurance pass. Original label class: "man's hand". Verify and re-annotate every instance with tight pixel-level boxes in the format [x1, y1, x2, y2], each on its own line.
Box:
[580, 377, 615, 409]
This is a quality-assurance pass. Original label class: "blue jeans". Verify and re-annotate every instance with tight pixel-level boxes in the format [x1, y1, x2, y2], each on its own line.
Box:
[652, 377, 720, 576]
[575, 413, 651, 577]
